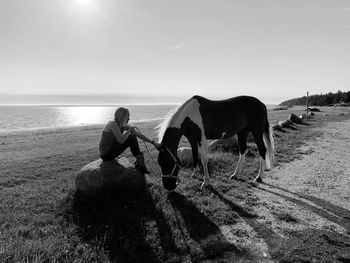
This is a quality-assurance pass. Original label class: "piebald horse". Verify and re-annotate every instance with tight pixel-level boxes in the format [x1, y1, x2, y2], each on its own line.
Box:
[157, 95, 275, 191]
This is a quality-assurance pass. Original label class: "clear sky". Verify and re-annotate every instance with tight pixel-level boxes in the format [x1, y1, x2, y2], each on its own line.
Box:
[0, 0, 349, 104]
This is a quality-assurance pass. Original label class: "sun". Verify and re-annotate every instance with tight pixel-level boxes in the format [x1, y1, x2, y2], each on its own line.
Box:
[76, 0, 91, 5]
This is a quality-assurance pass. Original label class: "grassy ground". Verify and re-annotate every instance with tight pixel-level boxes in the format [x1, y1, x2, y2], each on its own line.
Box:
[1, 106, 350, 262]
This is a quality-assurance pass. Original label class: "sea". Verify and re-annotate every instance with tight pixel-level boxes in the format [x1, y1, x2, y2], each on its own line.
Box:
[0, 103, 277, 134]
[0, 104, 179, 134]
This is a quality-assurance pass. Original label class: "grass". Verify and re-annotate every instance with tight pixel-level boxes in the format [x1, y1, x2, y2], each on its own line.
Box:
[1, 107, 350, 262]
[272, 212, 299, 223]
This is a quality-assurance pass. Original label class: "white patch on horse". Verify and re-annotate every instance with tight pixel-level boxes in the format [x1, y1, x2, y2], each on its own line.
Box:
[157, 98, 207, 142]
[157, 98, 211, 187]
[157, 97, 194, 142]
[181, 99, 210, 187]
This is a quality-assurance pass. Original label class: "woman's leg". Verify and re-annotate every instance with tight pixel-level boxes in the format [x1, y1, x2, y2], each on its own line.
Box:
[101, 134, 150, 173]
[126, 134, 142, 157]
[101, 134, 141, 161]
[126, 134, 150, 174]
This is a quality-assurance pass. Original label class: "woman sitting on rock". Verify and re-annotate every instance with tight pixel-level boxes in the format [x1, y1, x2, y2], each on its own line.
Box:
[99, 107, 160, 174]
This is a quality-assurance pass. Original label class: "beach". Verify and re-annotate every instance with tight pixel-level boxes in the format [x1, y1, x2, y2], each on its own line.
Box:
[1, 106, 350, 262]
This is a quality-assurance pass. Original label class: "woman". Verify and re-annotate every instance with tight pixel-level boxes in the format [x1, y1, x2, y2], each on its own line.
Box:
[99, 107, 160, 174]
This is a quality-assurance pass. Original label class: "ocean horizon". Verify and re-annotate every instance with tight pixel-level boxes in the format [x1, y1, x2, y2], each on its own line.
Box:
[0, 104, 179, 134]
[0, 103, 277, 134]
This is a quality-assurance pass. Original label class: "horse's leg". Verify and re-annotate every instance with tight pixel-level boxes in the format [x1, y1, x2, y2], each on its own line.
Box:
[198, 142, 209, 188]
[229, 150, 247, 179]
[252, 131, 267, 183]
[191, 166, 199, 177]
[257, 157, 266, 182]
[229, 128, 249, 179]
[189, 139, 199, 177]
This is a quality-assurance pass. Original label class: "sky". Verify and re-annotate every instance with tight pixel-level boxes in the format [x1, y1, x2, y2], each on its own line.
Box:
[0, 0, 349, 104]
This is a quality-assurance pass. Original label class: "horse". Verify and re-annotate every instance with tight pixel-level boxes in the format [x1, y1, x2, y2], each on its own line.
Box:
[157, 95, 275, 191]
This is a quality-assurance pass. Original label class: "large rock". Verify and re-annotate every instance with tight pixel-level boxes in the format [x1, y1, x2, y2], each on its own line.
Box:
[288, 113, 304, 124]
[75, 157, 145, 195]
[177, 147, 199, 167]
[299, 113, 307, 120]
[307, 107, 320, 112]
[278, 119, 296, 129]
[208, 136, 239, 151]
[272, 123, 285, 132]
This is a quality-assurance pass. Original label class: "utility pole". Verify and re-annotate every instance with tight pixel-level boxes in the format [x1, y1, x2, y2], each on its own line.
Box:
[306, 91, 309, 120]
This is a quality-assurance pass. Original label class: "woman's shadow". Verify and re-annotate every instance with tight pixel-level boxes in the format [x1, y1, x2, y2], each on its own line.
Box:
[63, 185, 260, 262]
[66, 186, 176, 263]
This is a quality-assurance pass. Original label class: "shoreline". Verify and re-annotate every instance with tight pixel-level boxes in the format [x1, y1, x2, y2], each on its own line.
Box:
[2, 104, 347, 137]
[0, 105, 293, 136]
[0, 103, 181, 107]
[0, 118, 164, 137]
[1, 105, 348, 138]
[0, 104, 178, 136]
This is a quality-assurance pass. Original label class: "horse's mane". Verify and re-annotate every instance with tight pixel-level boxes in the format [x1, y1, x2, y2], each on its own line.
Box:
[156, 97, 194, 142]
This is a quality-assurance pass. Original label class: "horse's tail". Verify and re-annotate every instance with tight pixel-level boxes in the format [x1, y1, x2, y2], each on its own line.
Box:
[263, 120, 275, 170]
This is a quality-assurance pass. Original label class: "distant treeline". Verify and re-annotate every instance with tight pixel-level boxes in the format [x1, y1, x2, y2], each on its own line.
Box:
[279, 90, 350, 106]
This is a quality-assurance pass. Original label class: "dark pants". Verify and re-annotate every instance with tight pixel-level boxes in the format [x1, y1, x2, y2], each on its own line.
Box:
[100, 134, 141, 161]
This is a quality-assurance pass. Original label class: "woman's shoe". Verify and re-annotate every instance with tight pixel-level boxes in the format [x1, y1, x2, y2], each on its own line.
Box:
[135, 153, 150, 174]
[135, 164, 150, 174]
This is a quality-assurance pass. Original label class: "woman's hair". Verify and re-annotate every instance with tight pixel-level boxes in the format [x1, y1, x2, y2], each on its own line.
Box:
[114, 107, 130, 127]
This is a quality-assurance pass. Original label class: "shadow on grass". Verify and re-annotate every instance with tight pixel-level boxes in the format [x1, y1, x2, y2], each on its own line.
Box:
[63, 184, 250, 262]
[277, 229, 350, 263]
[63, 186, 178, 263]
[208, 186, 257, 218]
[207, 185, 285, 259]
[167, 191, 244, 261]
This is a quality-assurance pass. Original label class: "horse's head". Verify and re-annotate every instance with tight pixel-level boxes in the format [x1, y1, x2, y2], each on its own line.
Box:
[157, 145, 180, 191]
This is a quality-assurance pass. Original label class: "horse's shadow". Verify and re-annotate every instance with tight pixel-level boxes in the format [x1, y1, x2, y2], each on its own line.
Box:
[62, 180, 350, 262]
[65, 185, 244, 262]
[206, 185, 285, 258]
[67, 187, 176, 263]
[167, 191, 243, 259]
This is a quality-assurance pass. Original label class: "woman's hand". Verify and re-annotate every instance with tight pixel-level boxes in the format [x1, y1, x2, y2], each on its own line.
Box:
[122, 125, 134, 134]
[127, 126, 135, 134]
[122, 124, 130, 131]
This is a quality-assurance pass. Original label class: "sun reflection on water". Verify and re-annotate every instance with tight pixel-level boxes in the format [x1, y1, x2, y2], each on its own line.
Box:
[0, 105, 177, 133]
[56, 107, 114, 126]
